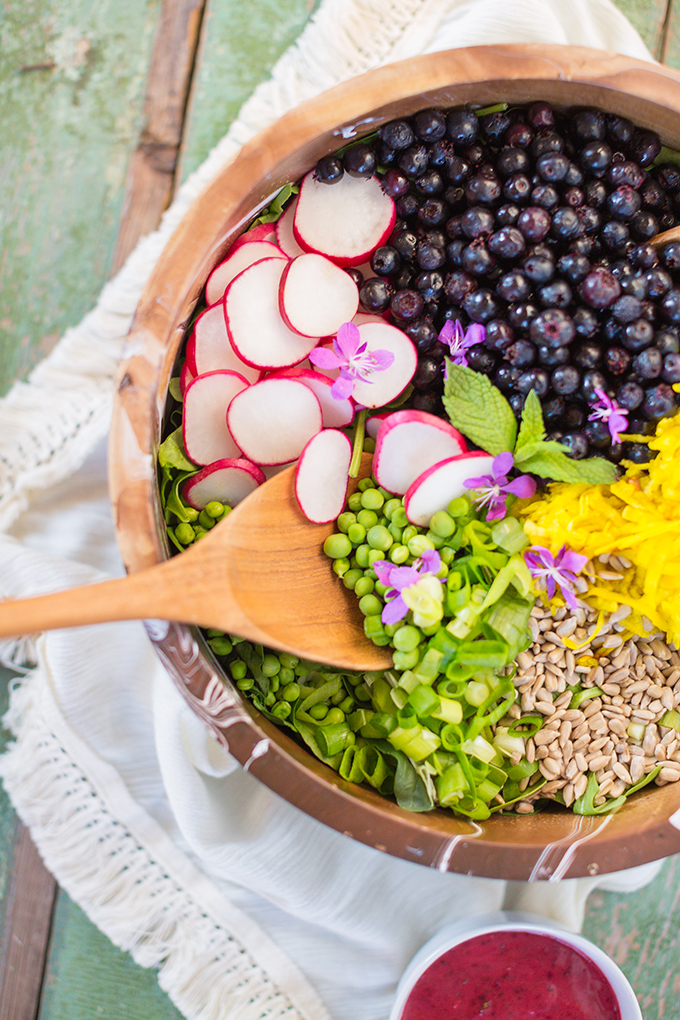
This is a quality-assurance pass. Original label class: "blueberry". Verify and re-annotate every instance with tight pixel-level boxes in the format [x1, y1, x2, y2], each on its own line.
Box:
[414, 108, 447, 142]
[663, 353, 680, 383]
[360, 277, 394, 313]
[604, 347, 632, 376]
[378, 120, 414, 150]
[370, 246, 400, 276]
[529, 308, 575, 349]
[579, 266, 622, 309]
[517, 205, 551, 241]
[506, 340, 536, 369]
[561, 432, 590, 459]
[616, 380, 645, 411]
[632, 348, 663, 379]
[551, 365, 581, 395]
[446, 109, 479, 147]
[343, 143, 377, 178]
[390, 289, 424, 321]
[315, 155, 343, 183]
[642, 382, 677, 419]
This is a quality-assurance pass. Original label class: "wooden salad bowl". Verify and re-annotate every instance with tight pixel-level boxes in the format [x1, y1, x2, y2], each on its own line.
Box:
[110, 43, 680, 880]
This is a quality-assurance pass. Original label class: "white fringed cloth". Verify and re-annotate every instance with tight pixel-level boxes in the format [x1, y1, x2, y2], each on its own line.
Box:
[0, 2, 665, 1019]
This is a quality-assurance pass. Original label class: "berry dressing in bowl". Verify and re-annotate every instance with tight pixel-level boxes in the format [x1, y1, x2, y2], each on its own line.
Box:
[390, 911, 641, 1020]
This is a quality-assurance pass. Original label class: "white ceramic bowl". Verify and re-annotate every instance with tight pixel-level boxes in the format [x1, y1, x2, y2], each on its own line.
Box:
[389, 910, 641, 1020]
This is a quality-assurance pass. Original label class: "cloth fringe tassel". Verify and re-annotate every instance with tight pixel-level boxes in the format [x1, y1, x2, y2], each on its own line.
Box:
[0, 674, 331, 1020]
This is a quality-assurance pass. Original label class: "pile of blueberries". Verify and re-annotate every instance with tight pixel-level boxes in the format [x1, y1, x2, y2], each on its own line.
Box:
[315, 102, 680, 463]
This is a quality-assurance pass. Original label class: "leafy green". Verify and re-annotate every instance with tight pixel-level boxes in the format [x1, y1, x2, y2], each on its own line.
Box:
[250, 183, 299, 227]
[442, 361, 517, 455]
[443, 365, 619, 486]
[158, 427, 196, 472]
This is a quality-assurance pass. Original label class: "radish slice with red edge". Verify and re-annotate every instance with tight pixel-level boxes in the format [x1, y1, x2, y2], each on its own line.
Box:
[193, 304, 261, 381]
[227, 376, 323, 465]
[279, 253, 359, 338]
[365, 411, 390, 440]
[183, 370, 249, 467]
[225, 258, 320, 370]
[229, 222, 277, 251]
[180, 360, 195, 395]
[295, 429, 352, 523]
[183, 458, 265, 509]
[275, 198, 305, 258]
[404, 451, 496, 526]
[205, 240, 287, 306]
[272, 367, 354, 428]
[373, 409, 468, 495]
[293, 170, 396, 267]
[349, 321, 417, 410]
[185, 331, 197, 375]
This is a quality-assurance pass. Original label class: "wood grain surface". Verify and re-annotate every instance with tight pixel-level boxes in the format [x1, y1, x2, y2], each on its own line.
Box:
[1, 1, 680, 1018]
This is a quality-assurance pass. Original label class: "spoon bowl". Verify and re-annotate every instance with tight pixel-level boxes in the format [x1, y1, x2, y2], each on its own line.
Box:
[0, 461, 391, 672]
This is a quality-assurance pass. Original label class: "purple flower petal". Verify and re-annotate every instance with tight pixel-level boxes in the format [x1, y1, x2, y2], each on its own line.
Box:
[462, 322, 486, 347]
[309, 346, 342, 370]
[492, 451, 514, 477]
[463, 473, 495, 491]
[485, 501, 507, 521]
[419, 548, 441, 574]
[368, 349, 395, 371]
[335, 321, 361, 359]
[502, 474, 537, 499]
[554, 545, 588, 574]
[373, 560, 392, 586]
[381, 593, 409, 625]
[330, 374, 355, 400]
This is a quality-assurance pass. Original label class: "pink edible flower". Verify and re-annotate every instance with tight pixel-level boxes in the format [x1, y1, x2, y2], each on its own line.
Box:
[309, 321, 394, 400]
[439, 319, 486, 367]
[373, 549, 442, 626]
[523, 544, 589, 611]
[463, 451, 537, 521]
[588, 387, 629, 444]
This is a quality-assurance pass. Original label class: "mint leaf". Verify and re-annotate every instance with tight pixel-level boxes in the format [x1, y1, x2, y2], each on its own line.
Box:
[515, 390, 546, 453]
[513, 438, 571, 465]
[518, 449, 618, 485]
[443, 362, 517, 455]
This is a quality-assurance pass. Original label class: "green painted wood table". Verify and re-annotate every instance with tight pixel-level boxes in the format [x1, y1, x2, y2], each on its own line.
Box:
[1, 1, 680, 1017]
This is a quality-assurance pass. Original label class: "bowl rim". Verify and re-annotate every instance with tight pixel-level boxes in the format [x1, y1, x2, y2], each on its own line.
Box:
[388, 909, 642, 1020]
[109, 41, 680, 880]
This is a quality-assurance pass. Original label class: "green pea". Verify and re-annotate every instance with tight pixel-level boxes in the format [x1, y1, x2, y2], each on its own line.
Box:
[324, 707, 346, 725]
[391, 506, 409, 528]
[347, 522, 367, 545]
[354, 544, 371, 568]
[332, 557, 350, 578]
[408, 534, 435, 557]
[448, 496, 470, 517]
[429, 510, 456, 538]
[336, 511, 357, 533]
[348, 492, 363, 512]
[264, 691, 276, 707]
[204, 500, 225, 519]
[389, 544, 409, 564]
[209, 636, 233, 656]
[279, 667, 295, 685]
[323, 533, 352, 559]
[342, 568, 364, 590]
[388, 521, 403, 543]
[367, 524, 393, 551]
[198, 509, 217, 530]
[236, 677, 254, 693]
[364, 615, 385, 640]
[331, 688, 346, 705]
[361, 488, 385, 510]
[393, 625, 421, 652]
[402, 525, 419, 545]
[440, 546, 455, 565]
[309, 703, 328, 720]
[383, 498, 402, 520]
[358, 593, 384, 617]
[230, 659, 247, 681]
[280, 653, 299, 669]
[183, 506, 199, 522]
[282, 682, 301, 702]
[174, 522, 195, 546]
[192, 525, 209, 540]
[268, 675, 280, 693]
[425, 531, 445, 549]
[374, 579, 388, 597]
[261, 654, 281, 677]
[393, 647, 422, 671]
[339, 696, 355, 713]
[368, 548, 387, 567]
[271, 701, 292, 720]
[358, 477, 376, 492]
[357, 508, 379, 529]
[354, 575, 375, 598]
[354, 684, 372, 702]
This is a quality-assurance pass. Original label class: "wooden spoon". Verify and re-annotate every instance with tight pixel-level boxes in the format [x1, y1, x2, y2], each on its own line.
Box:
[0, 460, 392, 672]
[649, 224, 680, 249]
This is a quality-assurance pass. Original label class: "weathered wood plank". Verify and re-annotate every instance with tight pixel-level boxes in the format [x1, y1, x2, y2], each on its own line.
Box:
[660, 0, 680, 68]
[0, 823, 56, 1020]
[612, 0, 669, 60]
[177, 0, 318, 184]
[110, 0, 209, 275]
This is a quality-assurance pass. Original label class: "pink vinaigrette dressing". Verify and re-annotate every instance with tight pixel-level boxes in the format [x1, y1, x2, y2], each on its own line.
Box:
[400, 930, 621, 1020]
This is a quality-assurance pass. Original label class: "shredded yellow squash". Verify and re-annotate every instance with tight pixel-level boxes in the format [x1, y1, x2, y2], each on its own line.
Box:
[518, 406, 680, 647]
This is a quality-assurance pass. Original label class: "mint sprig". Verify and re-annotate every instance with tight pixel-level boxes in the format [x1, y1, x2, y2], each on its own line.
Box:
[442, 361, 517, 455]
[443, 368, 618, 486]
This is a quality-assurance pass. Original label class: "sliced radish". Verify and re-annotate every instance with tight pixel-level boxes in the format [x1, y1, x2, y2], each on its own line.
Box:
[404, 451, 496, 526]
[206, 240, 287, 306]
[350, 321, 418, 410]
[279, 253, 359, 338]
[225, 258, 320, 370]
[230, 221, 277, 249]
[185, 331, 197, 376]
[193, 304, 260, 381]
[275, 198, 305, 258]
[293, 170, 396, 267]
[180, 359, 195, 394]
[227, 376, 323, 465]
[365, 411, 391, 440]
[183, 370, 249, 466]
[273, 367, 354, 428]
[295, 429, 352, 523]
[373, 410, 468, 495]
[183, 458, 265, 509]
